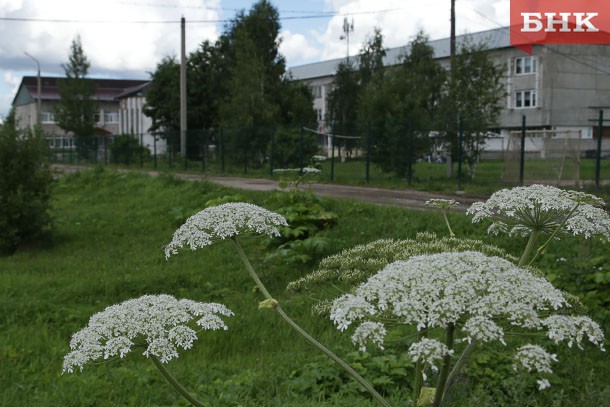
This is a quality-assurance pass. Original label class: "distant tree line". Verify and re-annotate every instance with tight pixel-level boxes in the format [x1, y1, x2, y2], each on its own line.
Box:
[326, 29, 505, 178]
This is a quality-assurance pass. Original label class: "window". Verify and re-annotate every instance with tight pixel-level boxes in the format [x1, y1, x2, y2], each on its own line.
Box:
[311, 85, 322, 99]
[515, 90, 537, 108]
[315, 108, 323, 121]
[104, 111, 119, 123]
[94, 112, 101, 123]
[515, 56, 536, 75]
[41, 111, 55, 123]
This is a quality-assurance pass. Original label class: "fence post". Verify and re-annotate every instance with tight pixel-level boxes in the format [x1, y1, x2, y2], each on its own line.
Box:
[366, 120, 371, 184]
[407, 118, 413, 186]
[331, 133, 336, 181]
[168, 133, 173, 168]
[153, 137, 157, 169]
[243, 127, 249, 175]
[140, 134, 144, 168]
[520, 115, 526, 186]
[220, 128, 225, 173]
[300, 125, 304, 174]
[201, 129, 206, 172]
[457, 116, 463, 190]
[596, 110, 604, 191]
[183, 131, 188, 171]
[269, 127, 275, 177]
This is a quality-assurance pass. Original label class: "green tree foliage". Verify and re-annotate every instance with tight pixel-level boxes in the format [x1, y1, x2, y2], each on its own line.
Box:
[55, 36, 96, 159]
[218, 1, 285, 162]
[369, 32, 446, 176]
[0, 121, 53, 255]
[326, 61, 360, 156]
[188, 40, 226, 130]
[142, 56, 181, 133]
[143, 0, 314, 163]
[444, 40, 505, 179]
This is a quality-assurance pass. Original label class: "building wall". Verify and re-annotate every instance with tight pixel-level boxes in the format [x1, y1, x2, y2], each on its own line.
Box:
[118, 96, 166, 154]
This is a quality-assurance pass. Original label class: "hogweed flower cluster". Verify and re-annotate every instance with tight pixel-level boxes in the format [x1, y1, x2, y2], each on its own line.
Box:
[330, 251, 604, 387]
[288, 233, 518, 316]
[425, 198, 461, 210]
[425, 199, 462, 236]
[63, 294, 233, 373]
[164, 202, 288, 258]
[467, 184, 610, 240]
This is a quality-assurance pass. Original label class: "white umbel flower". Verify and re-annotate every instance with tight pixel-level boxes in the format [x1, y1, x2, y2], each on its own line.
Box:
[330, 251, 604, 357]
[467, 184, 610, 240]
[165, 203, 288, 258]
[408, 338, 454, 373]
[425, 199, 461, 209]
[513, 344, 558, 389]
[63, 294, 233, 373]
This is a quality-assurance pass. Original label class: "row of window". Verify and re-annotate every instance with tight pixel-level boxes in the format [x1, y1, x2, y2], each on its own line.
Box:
[41, 111, 120, 124]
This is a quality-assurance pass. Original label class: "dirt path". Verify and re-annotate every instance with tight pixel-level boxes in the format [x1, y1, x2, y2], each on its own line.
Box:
[51, 164, 483, 210]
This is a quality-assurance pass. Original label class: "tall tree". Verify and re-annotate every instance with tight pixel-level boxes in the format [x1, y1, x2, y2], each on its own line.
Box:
[326, 61, 360, 156]
[55, 36, 96, 159]
[188, 40, 226, 130]
[444, 40, 505, 179]
[369, 32, 446, 176]
[218, 0, 295, 162]
[143, 56, 181, 133]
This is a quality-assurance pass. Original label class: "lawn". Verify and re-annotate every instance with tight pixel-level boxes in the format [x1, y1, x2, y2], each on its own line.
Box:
[1, 168, 608, 406]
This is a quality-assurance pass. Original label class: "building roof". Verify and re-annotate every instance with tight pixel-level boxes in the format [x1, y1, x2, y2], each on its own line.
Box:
[12, 76, 149, 106]
[115, 81, 151, 99]
[288, 26, 512, 81]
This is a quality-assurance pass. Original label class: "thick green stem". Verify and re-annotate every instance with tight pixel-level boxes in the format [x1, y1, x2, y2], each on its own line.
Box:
[433, 324, 455, 407]
[518, 229, 540, 267]
[443, 340, 476, 400]
[412, 331, 427, 406]
[150, 355, 205, 407]
[443, 212, 456, 238]
[230, 238, 391, 407]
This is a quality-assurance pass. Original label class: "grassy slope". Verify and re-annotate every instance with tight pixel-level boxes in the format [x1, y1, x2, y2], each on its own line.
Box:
[0, 168, 608, 406]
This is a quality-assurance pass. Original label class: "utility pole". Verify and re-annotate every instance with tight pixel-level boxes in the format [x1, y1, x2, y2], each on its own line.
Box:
[180, 16, 187, 157]
[450, 0, 456, 75]
[24, 52, 41, 126]
[448, 0, 457, 178]
[340, 17, 354, 62]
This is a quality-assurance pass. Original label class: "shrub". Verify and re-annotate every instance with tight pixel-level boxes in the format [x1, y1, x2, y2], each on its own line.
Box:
[0, 124, 54, 255]
[270, 127, 321, 169]
[109, 134, 149, 165]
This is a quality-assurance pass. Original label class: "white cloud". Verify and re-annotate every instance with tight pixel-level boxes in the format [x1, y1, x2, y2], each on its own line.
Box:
[313, 0, 509, 61]
[279, 29, 321, 65]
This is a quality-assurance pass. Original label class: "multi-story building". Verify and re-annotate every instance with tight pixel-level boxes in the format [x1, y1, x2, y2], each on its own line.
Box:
[288, 27, 610, 153]
[11, 76, 165, 154]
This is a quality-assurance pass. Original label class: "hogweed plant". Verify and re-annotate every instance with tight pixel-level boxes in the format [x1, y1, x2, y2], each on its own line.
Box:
[63, 294, 233, 407]
[329, 251, 605, 407]
[466, 184, 610, 266]
[425, 199, 462, 237]
[165, 202, 390, 406]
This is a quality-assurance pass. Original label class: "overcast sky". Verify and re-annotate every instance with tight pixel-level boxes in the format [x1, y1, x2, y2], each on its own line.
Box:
[0, 0, 510, 119]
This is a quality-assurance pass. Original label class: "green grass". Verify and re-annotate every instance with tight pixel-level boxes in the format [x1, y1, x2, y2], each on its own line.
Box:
[1, 168, 609, 406]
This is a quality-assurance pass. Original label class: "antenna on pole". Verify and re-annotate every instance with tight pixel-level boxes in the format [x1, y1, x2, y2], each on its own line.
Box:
[339, 17, 354, 62]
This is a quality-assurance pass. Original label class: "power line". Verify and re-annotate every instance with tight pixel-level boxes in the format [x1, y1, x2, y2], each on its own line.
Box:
[0, 8, 402, 25]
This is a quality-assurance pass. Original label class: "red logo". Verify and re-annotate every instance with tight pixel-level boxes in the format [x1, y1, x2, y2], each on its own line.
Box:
[510, 0, 610, 53]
